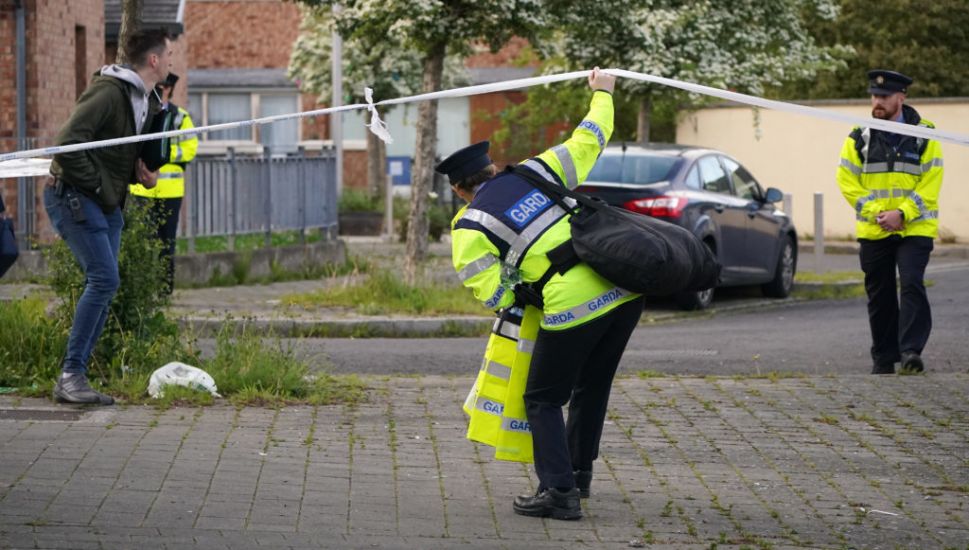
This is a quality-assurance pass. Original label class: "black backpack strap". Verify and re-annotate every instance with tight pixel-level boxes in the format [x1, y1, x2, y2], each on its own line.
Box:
[507, 164, 607, 213]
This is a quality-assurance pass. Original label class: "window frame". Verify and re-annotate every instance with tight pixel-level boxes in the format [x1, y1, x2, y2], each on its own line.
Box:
[186, 88, 302, 152]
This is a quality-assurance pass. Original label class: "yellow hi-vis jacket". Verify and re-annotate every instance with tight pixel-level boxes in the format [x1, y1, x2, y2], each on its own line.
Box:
[463, 305, 539, 463]
[451, 90, 641, 331]
[836, 104, 943, 240]
[130, 106, 198, 199]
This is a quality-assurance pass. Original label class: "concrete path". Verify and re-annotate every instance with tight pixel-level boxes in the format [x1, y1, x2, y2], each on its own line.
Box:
[1, 374, 968, 549]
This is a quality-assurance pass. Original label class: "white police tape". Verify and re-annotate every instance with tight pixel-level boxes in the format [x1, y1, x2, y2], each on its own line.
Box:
[2, 68, 968, 178]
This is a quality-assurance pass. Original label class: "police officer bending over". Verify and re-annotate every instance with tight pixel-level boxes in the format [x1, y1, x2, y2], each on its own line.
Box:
[836, 69, 943, 374]
[436, 68, 644, 520]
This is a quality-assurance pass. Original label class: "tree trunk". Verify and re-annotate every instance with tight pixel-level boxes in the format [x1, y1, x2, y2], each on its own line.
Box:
[116, 0, 143, 64]
[636, 95, 651, 144]
[366, 128, 387, 198]
[403, 44, 445, 284]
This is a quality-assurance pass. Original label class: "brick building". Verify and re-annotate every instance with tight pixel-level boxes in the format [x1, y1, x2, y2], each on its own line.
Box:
[0, 0, 538, 243]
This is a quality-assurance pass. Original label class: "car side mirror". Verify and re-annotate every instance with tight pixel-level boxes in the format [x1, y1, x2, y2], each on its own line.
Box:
[763, 187, 783, 203]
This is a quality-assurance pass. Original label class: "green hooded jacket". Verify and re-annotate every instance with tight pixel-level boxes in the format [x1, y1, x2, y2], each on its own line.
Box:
[50, 70, 162, 212]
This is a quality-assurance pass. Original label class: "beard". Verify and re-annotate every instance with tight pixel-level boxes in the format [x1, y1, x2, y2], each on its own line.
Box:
[872, 106, 892, 120]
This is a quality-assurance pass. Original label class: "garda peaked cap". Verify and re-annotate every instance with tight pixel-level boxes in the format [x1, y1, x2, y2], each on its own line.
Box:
[435, 141, 492, 184]
[868, 69, 913, 95]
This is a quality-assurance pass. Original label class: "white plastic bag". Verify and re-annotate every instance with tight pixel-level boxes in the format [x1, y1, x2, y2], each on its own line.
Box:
[148, 361, 221, 398]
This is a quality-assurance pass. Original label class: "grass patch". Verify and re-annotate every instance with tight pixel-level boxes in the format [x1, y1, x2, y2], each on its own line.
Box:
[0, 298, 367, 408]
[175, 229, 323, 254]
[282, 268, 483, 316]
[795, 270, 863, 284]
[636, 370, 667, 379]
[184, 255, 372, 289]
[792, 283, 866, 301]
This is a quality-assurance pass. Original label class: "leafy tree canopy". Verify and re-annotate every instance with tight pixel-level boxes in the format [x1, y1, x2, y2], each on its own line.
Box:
[784, 0, 969, 99]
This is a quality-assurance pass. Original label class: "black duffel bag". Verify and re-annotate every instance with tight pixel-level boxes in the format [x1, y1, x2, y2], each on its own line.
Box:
[512, 165, 720, 296]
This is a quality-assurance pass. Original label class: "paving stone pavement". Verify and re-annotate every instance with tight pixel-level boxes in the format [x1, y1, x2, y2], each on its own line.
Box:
[0, 374, 967, 550]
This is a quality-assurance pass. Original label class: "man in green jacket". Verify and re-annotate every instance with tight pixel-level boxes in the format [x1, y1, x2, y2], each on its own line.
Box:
[45, 29, 173, 405]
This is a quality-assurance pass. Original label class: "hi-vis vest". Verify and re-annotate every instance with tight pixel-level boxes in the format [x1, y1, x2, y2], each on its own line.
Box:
[836, 104, 943, 240]
[130, 106, 198, 199]
[463, 305, 539, 463]
[450, 91, 640, 331]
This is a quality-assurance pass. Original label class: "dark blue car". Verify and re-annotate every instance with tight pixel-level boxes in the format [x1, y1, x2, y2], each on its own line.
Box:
[578, 144, 797, 310]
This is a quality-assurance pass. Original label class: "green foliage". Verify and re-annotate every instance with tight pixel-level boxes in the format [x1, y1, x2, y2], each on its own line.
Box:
[545, 0, 848, 140]
[778, 0, 969, 99]
[282, 267, 482, 315]
[394, 195, 452, 243]
[339, 189, 382, 213]
[489, 66, 666, 159]
[46, 200, 190, 377]
[0, 297, 66, 388]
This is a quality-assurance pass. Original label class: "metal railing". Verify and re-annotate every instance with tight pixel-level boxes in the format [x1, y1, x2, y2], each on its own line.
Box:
[182, 146, 339, 251]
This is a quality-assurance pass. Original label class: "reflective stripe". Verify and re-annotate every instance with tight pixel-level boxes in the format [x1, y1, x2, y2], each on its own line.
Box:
[463, 209, 519, 248]
[863, 161, 923, 175]
[840, 158, 861, 175]
[552, 144, 578, 189]
[543, 287, 630, 327]
[475, 398, 504, 417]
[517, 337, 535, 354]
[912, 210, 939, 221]
[895, 162, 922, 176]
[522, 159, 558, 184]
[485, 361, 512, 381]
[922, 158, 943, 171]
[463, 205, 569, 267]
[173, 147, 183, 163]
[158, 172, 183, 180]
[493, 319, 520, 341]
[578, 119, 606, 149]
[505, 205, 568, 266]
[501, 416, 531, 433]
[458, 255, 498, 283]
[869, 189, 913, 199]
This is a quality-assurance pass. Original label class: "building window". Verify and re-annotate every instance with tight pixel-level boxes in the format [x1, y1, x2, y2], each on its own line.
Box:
[75, 26, 87, 99]
[186, 91, 300, 152]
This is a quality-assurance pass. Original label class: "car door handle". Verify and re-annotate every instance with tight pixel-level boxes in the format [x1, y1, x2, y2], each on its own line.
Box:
[714, 205, 725, 213]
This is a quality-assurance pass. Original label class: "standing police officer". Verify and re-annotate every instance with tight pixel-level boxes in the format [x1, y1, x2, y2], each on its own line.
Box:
[130, 72, 198, 294]
[836, 70, 943, 374]
[437, 68, 644, 520]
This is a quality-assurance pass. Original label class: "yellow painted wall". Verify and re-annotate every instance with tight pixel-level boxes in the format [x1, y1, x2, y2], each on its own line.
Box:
[676, 99, 969, 242]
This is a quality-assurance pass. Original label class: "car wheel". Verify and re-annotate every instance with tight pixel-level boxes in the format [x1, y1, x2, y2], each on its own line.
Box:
[674, 239, 716, 310]
[673, 286, 715, 311]
[762, 234, 796, 298]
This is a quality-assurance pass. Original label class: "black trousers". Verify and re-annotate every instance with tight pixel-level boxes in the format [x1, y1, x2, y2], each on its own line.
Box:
[858, 236, 933, 367]
[523, 296, 644, 490]
[133, 196, 182, 294]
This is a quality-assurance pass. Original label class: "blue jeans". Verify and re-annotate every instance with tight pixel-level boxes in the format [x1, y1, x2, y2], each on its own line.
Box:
[44, 186, 123, 374]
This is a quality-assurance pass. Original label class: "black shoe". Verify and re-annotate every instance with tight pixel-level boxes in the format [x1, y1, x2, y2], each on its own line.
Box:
[513, 488, 582, 520]
[574, 470, 592, 499]
[900, 352, 924, 373]
[871, 363, 895, 375]
[53, 374, 115, 405]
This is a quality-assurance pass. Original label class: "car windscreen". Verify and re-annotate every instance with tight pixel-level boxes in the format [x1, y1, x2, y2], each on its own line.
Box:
[585, 154, 682, 185]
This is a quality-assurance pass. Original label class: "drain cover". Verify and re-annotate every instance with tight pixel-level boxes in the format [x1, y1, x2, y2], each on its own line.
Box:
[0, 409, 86, 421]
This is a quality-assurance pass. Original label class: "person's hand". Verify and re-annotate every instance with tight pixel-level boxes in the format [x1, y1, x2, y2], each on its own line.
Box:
[588, 67, 616, 94]
[136, 159, 159, 189]
[876, 209, 904, 231]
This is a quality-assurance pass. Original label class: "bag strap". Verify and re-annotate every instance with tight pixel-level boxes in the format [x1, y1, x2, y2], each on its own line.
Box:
[504, 165, 587, 309]
[507, 164, 608, 214]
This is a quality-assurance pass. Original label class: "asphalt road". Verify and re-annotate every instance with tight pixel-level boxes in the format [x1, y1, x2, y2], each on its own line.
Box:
[293, 256, 969, 377]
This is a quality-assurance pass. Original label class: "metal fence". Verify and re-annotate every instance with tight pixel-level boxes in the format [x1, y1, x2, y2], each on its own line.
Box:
[182, 147, 339, 251]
